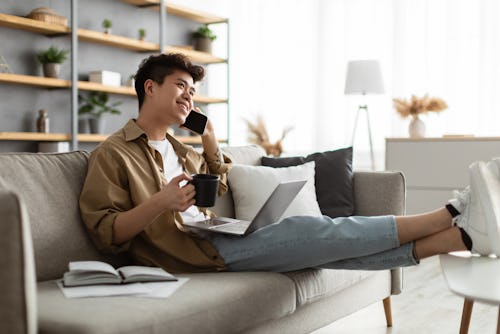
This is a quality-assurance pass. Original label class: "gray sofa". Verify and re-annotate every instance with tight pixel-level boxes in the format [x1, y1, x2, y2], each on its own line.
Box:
[0, 145, 405, 334]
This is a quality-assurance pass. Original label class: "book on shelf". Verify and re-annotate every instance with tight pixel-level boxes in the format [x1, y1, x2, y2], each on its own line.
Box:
[63, 261, 177, 287]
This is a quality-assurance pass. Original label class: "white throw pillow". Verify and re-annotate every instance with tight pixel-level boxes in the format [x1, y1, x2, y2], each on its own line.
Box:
[228, 161, 322, 223]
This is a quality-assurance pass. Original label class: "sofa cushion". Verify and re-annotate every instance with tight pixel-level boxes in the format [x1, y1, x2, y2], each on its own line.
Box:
[37, 272, 296, 334]
[0, 152, 126, 282]
[284, 268, 377, 307]
[262, 147, 354, 218]
[228, 162, 322, 222]
[213, 145, 266, 218]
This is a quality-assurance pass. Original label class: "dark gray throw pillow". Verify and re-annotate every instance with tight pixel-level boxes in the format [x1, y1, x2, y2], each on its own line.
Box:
[261, 147, 354, 218]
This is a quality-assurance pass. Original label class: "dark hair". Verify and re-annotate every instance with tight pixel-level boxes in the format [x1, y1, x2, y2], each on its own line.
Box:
[134, 53, 205, 109]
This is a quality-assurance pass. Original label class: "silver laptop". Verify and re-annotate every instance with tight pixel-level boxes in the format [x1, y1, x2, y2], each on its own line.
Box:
[182, 180, 307, 236]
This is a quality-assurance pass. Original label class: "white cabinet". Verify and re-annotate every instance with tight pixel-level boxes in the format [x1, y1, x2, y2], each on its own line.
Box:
[385, 137, 500, 214]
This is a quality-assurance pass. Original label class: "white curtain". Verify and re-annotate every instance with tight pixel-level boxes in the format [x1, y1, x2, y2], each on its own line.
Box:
[224, 0, 500, 167]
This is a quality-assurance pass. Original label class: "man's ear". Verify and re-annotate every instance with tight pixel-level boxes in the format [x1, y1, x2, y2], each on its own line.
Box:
[144, 79, 155, 96]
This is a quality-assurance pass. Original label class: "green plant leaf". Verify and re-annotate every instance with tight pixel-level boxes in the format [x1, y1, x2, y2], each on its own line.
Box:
[193, 25, 217, 41]
[78, 91, 122, 117]
[36, 45, 69, 64]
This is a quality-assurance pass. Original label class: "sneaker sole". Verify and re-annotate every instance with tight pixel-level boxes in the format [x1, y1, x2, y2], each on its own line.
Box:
[470, 161, 500, 256]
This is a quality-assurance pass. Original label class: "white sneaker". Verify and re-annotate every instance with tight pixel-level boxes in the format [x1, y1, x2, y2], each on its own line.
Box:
[450, 159, 500, 227]
[469, 161, 500, 256]
[454, 180, 490, 255]
[448, 186, 470, 226]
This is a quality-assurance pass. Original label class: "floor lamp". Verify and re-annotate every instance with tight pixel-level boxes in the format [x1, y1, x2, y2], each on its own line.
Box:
[344, 60, 385, 171]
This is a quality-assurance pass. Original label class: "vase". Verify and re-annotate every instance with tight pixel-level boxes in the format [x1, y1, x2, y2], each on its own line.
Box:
[408, 116, 426, 138]
[78, 118, 90, 134]
[194, 37, 212, 54]
[42, 63, 60, 78]
[89, 117, 105, 134]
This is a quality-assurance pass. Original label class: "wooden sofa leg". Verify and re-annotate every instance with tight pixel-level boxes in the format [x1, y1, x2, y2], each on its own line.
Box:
[383, 297, 393, 327]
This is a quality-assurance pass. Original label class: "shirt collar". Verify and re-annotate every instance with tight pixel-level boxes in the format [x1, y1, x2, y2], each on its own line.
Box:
[123, 119, 189, 158]
[123, 119, 146, 142]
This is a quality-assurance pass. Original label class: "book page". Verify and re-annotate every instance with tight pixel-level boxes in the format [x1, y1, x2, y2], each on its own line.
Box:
[118, 266, 177, 283]
[69, 261, 118, 275]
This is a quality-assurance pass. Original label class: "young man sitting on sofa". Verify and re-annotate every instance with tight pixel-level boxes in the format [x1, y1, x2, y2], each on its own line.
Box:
[79, 52, 500, 277]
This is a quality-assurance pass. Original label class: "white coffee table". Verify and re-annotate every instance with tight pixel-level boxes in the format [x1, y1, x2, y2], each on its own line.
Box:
[440, 253, 500, 334]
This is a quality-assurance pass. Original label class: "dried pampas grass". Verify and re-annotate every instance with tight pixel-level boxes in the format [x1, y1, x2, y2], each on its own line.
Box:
[245, 115, 293, 157]
[393, 94, 448, 118]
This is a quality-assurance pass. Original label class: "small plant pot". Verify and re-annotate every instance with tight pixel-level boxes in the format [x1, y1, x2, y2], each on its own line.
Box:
[104, 28, 111, 34]
[194, 37, 212, 54]
[43, 63, 60, 78]
[78, 118, 90, 134]
[89, 117, 106, 134]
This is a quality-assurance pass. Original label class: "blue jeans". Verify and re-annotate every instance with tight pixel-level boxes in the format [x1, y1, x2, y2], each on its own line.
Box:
[207, 215, 418, 272]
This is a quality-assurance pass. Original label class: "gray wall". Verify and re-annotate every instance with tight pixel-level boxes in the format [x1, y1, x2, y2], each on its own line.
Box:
[0, 0, 201, 152]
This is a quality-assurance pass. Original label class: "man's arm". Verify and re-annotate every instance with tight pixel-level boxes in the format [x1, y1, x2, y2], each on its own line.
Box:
[113, 173, 195, 245]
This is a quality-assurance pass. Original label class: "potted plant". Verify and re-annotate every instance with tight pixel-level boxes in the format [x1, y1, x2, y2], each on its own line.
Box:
[78, 91, 122, 134]
[393, 94, 448, 138]
[138, 28, 146, 41]
[193, 25, 216, 53]
[102, 18, 112, 34]
[35, 45, 68, 78]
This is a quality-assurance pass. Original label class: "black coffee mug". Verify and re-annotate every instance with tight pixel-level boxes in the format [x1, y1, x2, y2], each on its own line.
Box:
[191, 174, 219, 207]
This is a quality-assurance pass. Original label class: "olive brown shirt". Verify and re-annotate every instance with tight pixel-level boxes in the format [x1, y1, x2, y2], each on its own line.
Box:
[79, 119, 231, 273]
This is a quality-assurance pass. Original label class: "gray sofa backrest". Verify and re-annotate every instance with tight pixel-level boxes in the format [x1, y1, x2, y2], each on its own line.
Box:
[0, 152, 110, 281]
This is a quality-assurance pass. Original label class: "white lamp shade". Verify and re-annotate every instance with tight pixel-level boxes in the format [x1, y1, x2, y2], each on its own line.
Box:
[344, 60, 385, 95]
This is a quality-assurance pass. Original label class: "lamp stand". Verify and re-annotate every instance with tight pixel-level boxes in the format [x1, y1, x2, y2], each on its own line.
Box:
[351, 105, 375, 171]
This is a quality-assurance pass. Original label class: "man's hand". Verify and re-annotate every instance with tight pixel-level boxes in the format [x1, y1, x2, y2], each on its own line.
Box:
[113, 173, 196, 244]
[159, 173, 196, 212]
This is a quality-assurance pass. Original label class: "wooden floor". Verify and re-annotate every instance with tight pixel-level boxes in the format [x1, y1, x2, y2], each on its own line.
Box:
[312, 256, 499, 333]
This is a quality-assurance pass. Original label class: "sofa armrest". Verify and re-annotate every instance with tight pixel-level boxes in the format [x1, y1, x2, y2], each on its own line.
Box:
[353, 171, 406, 216]
[0, 190, 37, 334]
[352, 171, 406, 295]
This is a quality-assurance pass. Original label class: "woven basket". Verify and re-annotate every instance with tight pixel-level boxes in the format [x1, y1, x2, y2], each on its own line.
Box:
[27, 7, 68, 27]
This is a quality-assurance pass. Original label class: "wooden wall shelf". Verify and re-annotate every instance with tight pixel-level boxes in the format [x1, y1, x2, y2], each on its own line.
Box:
[0, 132, 70, 141]
[0, 13, 70, 35]
[0, 132, 226, 145]
[0, 132, 108, 142]
[166, 46, 226, 64]
[0, 73, 70, 88]
[78, 28, 159, 52]
[0, 73, 227, 103]
[78, 81, 136, 96]
[121, 1, 227, 24]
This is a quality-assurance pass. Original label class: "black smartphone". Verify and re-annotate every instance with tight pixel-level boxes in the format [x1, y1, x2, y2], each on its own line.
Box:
[182, 110, 208, 135]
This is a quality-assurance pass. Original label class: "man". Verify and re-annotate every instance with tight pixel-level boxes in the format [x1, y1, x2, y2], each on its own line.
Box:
[80, 53, 500, 274]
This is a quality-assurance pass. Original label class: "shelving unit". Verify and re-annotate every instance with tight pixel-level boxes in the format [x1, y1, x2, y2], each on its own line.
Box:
[0, 2, 229, 149]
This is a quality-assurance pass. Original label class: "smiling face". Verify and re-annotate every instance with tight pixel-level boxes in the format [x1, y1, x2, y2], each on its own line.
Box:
[145, 69, 196, 127]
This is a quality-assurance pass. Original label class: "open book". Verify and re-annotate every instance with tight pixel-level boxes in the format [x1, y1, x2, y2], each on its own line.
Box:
[63, 261, 177, 287]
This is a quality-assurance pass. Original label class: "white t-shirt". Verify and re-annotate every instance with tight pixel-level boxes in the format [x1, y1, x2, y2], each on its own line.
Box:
[148, 139, 206, 223]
